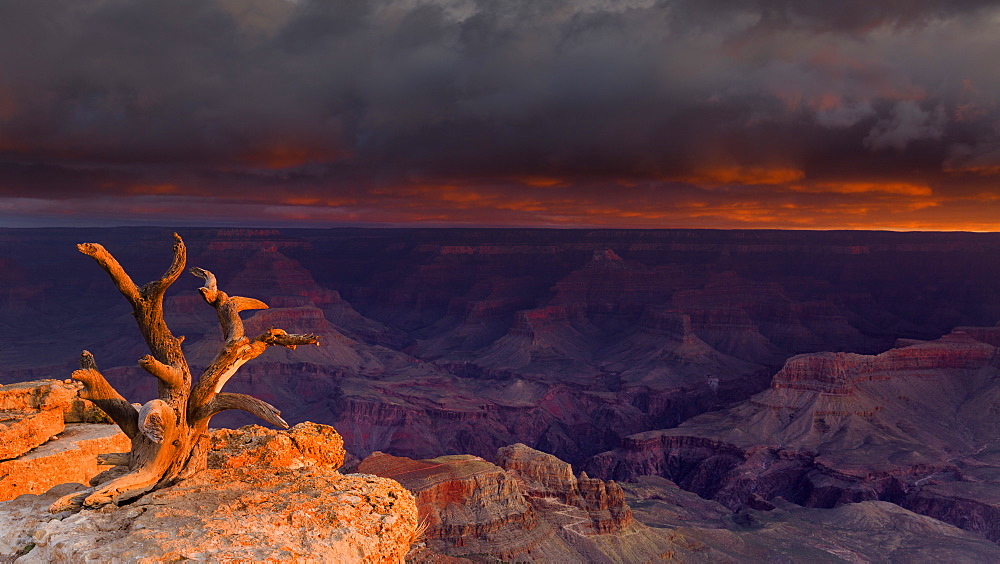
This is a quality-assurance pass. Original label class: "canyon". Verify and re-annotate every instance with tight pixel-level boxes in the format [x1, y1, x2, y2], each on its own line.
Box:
[5, 227, 1000, 556]
[5, 228, 1000, 465]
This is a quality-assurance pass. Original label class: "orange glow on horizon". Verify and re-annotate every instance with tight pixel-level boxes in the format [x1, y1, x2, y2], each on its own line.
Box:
[236, 143, 345, 170]
[797, 181, 933, 196]
[676, 166, 806, 186]
[125, 183, 182, 195]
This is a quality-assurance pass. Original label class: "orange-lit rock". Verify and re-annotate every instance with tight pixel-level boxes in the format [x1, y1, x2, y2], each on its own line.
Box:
[0, 424, 129, 501]
[0, 408, 63, 461]
[0, 423, 417, 562]
[0, 380, 124, 500]
[360, 445, 656, 562]
[208, 421, 345, 470]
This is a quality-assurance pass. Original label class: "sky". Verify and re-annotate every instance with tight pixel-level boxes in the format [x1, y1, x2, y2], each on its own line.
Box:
[3, 0, 1000, 230]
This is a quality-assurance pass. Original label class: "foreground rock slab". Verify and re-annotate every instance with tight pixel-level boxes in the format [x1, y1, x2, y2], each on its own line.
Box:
[0, 379, 106, 463]
[0, 424, 129, 500]
[0, 380, 126, 501]
[0, 423, 418, 563]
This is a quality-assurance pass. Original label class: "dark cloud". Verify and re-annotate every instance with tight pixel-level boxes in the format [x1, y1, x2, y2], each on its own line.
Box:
[2, 0, 1000, 228]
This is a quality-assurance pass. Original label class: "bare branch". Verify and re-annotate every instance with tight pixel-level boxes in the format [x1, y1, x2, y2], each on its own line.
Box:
[190, 266, 219, 303]
[188, 338, 262, 411]
[259, 328, 320, 349]
[71, 351, 139, 439]
[230, 296, 269, 313]
[77, 243, 140, 306]
[138, 354, 185, 390]
[191, 267, 269, 343]
[195, 392, 289, 429]
[80, 236, 190, 388]
[141, 233, 187, 301]
[188, 329, 318, 413]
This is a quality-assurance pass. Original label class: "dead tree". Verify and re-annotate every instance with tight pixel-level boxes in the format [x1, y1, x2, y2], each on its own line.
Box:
[50, 233, 319, 512]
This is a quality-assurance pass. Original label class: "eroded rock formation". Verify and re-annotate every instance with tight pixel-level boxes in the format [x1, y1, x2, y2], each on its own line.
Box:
[360, 444, 673, 562]
[620, 475, 1000, 561]
[588, 328, 1000, 541]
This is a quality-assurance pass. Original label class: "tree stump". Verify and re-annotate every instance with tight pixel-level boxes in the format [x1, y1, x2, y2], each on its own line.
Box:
[50, 234, 319, 512]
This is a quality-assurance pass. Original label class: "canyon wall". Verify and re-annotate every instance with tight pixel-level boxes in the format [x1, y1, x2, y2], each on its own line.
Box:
[587, 328, 1000, 541]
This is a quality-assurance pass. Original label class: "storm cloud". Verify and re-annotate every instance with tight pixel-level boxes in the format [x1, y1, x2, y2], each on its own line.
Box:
[2, 0, 1000, 229]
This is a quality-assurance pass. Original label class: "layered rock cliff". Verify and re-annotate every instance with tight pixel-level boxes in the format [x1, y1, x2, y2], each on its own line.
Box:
[588, 328, 1000, 541]
[362, 442, 1000, 562]
[359, 444, 674, 562]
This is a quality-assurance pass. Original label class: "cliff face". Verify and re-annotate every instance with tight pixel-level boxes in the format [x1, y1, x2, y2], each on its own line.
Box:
[496, 443, 633, 535]
[587, 328, 1000, 541]
[361, 443, 1000, 562]
[360, 444, 665, 562]
[359, 452, 542, 558]
[0, 423, 418, 563]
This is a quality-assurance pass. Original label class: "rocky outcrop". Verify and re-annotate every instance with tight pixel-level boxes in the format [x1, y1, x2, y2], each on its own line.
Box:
[359, 452, 544, 559]
[497, 443, 633, 534]
[0, 423, 418, 562]
[0, 424, 130, 501]
[588, 329, 1000, 541]
[208, 421, 346, 469]
[360, 444, 665, 562]
[1, 380, 84, 460]
[0, 380, 127, 501]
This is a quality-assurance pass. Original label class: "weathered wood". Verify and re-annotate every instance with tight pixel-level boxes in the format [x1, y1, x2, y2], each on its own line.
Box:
[71, 351, 139, 440]
[51, 234, 320, 513]
[96, 453, 132, 466]
[188, 327, 317, 423]
[190, 267, 268, 342]
[196, 392, 289, 429]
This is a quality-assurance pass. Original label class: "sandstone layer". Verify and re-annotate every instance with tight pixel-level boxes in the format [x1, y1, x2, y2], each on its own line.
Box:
[0, 424, 129, 501]
[0, 380, 126, 501]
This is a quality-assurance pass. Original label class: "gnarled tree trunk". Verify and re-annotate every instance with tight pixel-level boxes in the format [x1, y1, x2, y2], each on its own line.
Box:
[51, 234, 319, 512]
